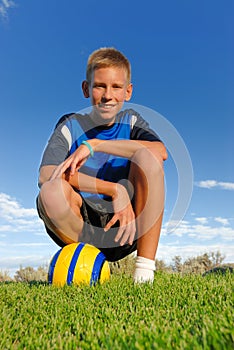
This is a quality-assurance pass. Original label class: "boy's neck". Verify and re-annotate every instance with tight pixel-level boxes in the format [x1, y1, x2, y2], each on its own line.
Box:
[89, 110, 117, 128]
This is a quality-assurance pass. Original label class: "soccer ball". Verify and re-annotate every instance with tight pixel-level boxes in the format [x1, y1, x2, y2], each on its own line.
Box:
[48, 242, 110, 286]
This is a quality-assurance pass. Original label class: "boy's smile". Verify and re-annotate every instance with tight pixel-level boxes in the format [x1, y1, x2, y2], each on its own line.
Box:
[82, 67, 132, 126]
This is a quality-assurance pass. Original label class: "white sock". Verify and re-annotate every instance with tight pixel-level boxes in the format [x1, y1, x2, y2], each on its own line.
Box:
[133, 256, 156, 283]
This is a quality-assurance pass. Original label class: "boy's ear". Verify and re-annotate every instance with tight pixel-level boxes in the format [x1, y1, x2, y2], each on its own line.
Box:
[125, 83, 133, 101]
[82, 80, 90, 98]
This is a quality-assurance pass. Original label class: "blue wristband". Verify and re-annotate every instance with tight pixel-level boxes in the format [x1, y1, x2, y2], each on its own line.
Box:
[81, 140, 94, 157]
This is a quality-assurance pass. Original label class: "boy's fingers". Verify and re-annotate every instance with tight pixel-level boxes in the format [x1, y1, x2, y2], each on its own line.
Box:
[70, 159, 77, 175]
[128, 228, 136, 245]
[119, 225, 133, 246]
[114, 216, 127, 242]
[105, 215, 136, 246]
[120, 221, 136, 246]
[114, 226, 125, 243]
[104, 216, 117, 232]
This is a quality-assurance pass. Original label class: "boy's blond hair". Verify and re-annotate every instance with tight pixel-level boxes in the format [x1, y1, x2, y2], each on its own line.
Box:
[86, 47, 131, 84]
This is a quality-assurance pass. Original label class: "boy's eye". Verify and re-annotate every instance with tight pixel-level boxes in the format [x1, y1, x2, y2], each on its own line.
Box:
[93, 83, 124, 89]
[112, 84, 123, 89]
[93, 84, 105, 89]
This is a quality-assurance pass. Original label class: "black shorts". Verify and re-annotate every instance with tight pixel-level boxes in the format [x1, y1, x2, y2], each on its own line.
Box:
[37, 196, 137, 262]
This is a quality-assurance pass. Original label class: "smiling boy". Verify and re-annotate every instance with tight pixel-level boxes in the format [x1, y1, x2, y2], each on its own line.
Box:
[37, 47, 167, 283]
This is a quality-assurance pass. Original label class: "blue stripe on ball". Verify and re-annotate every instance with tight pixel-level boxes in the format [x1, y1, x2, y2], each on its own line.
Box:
[48, 248, 62, 284]
[67, 242, 85, 285]
[90, 252, 106, 285]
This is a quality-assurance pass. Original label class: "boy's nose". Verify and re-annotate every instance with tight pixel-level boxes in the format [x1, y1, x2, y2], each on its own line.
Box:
[102, 87, 112, 101]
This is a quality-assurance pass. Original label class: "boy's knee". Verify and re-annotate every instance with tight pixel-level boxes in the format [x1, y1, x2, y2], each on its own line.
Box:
[40, 179, 59, 204]
[39, 178, 69, 215]
[40, 178, 82, 220]
[131, 148, 164, 178]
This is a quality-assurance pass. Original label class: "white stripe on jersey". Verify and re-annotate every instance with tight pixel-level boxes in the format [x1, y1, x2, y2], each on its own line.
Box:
[61, 125, 72, 150]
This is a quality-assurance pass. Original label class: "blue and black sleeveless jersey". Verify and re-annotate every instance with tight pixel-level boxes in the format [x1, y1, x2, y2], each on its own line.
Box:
[40, 109, 161, 200]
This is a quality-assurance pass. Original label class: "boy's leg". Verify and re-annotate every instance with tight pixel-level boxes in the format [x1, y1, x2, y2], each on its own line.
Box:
[128, 147, 165, 282]
[38, 178, 84, 244]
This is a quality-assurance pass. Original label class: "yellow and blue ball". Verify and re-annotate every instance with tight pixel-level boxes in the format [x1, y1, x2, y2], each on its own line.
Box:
[48, 242, 110, 286]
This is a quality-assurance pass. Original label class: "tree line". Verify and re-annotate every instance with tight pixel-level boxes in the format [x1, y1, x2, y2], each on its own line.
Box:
[0, 250, 233, 282]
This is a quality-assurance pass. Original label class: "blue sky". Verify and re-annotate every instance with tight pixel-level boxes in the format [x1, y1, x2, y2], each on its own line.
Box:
[0, 0, 233, 275]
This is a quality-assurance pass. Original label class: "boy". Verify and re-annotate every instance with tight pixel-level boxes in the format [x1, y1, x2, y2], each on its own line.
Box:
[37, 47, 167, 283]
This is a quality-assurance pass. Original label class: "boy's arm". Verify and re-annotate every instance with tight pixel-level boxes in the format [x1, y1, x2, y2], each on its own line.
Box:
[39, 139, 167, 183]
[48, 139, 167, 178]
[90, 139, 167, 160]
[39, 164, 120, 198]
[67, 139, 167, 176]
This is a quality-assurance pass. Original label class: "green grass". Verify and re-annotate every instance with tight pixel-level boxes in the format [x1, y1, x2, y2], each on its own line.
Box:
[0, 272, 233, 349]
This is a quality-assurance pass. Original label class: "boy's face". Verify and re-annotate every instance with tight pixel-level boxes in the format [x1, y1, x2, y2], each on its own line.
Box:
[82, 66, 132, 125]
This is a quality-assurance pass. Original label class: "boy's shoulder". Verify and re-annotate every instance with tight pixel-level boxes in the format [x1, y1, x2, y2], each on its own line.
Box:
[54, 112, 76, 129]
[118, 108, 141, 118]
[116, 108, 142, 123]
[54, 112, 88, 129]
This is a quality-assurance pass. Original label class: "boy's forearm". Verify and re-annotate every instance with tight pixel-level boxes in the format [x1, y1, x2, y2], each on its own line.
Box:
[39, 165, 118, 199]
[89, 139, 167, 160]
[65, 171, 117, 198]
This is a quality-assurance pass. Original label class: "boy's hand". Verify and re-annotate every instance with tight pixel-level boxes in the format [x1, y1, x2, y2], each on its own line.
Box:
[104, 183, 136, 246]
[50, 144, 91, 180]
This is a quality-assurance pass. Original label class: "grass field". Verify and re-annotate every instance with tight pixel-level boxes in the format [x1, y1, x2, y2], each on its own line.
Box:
[0, 272, 233, 349]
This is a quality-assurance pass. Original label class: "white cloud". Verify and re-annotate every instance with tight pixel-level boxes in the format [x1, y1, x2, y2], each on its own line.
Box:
[0, 254, 51, 275]
[0, 192, 44, 233]
[157, 243, 234, 264]
[195, 217, 208, 225]
[0, 225, 13, 232]
[195, 180, 234, 190]
[0, 193, 36, 219]
[11, 242, 50, 247]
[159, 215, 234, 266]
[163, 217, 234, 241]
[214, 217, 229, 226]
[0, 0, 16, 19]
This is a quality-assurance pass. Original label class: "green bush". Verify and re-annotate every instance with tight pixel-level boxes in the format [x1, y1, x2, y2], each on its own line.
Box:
[0, 270, 12, 282]
[14, 265, 48, 282]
